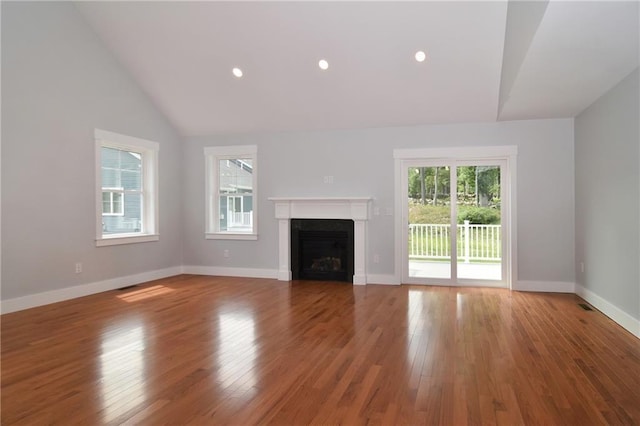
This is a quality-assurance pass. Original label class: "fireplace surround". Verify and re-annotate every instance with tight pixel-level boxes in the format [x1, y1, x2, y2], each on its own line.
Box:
[268, 197, 371, 285]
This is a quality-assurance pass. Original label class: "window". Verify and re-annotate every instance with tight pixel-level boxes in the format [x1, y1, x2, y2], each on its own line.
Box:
[205, 145, 258, 240]
[95, 129, 159, 246]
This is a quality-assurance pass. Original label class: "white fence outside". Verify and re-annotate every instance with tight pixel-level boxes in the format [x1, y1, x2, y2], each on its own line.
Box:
[229, 212, 253, 228]
[409, 221, 501, 262]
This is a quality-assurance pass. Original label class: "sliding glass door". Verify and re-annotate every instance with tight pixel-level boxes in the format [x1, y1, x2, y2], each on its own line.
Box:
[403, 158, 508, 287]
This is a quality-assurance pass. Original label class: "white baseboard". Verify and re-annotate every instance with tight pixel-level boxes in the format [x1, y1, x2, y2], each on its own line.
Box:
[514, 280, 575, 293]
[1, 266, 183, 314]
[277, 270, 292, 281]
[367, 274, 401, 285]
[575, 284, 640, 338]
[182, 265, 278, 279]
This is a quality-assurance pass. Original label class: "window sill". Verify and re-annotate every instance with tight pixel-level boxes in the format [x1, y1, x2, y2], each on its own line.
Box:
[96, 234, 159, 247]
[206, 233, 258, 241]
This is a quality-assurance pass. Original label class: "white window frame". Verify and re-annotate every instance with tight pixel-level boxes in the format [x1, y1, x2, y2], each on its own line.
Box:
[205, 145, 258, 240]
[95, 129, 159, 247]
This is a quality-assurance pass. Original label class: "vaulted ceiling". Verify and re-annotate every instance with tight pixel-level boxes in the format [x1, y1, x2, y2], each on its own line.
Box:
[75, 1, 639, 137]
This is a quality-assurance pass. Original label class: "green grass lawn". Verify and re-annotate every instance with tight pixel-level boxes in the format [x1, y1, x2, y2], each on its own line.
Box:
[409, 202, 501, 224]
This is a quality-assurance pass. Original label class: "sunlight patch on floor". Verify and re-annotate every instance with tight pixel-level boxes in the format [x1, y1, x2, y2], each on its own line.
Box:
[117, 285, 174, 302]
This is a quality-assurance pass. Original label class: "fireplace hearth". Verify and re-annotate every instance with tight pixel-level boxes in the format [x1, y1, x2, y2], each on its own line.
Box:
[291, 219, 354, 282]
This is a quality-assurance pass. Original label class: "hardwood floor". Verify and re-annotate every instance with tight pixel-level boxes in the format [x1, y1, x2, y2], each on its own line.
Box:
[2, 275, 639, 425]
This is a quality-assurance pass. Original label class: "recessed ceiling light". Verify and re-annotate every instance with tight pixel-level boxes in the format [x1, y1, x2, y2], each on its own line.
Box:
[318, 59, 329, 70]
[232, 67, 243, 78]
[415, 51, 426, 63]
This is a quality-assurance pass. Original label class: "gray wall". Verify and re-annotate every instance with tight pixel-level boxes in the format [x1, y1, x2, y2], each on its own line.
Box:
[183, 118, 575, 285]
[1, 2, 580, 303]
[1, 2, 183, 300]
[575, 68, 640, 321]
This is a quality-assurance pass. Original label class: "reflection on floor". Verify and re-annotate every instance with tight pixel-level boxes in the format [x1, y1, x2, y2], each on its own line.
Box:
[3, 275, 639, 425]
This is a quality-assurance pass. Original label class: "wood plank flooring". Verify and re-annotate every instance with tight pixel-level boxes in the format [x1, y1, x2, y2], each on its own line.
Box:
[2, 275, 639, 425]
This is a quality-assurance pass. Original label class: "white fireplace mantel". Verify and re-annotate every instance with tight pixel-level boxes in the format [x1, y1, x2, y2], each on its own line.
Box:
[268, 197, 372, 285]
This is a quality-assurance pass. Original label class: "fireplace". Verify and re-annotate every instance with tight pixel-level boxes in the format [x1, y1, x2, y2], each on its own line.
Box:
[291, 219, 354, 282]
[268, 197, 371, 285]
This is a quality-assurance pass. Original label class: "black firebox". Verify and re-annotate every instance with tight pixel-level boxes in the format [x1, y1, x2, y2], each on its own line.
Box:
[290, 219, 354, 283]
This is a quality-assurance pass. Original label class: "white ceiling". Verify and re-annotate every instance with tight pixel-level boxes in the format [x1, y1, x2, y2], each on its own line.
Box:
[499, 0, 639, 121]
[75, 1, 639, 137]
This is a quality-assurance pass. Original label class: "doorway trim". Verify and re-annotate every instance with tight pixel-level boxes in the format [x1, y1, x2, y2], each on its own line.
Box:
[393, 145, 518, 289]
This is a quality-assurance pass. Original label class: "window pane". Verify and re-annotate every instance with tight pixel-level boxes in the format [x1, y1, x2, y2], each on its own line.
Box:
[124, 192, 142, 224]
[219, 158, 253, 196]
[407, 166, 452, 279]
[102, 192, 112, 214]
[121, 151, 142, 170]
[102, 147, 120, 169]
[219, 195, 228, 232]
[122, 170, 141, 190]
[236, 159, 253, 192]
[102, 147, 141, 189]
[102, 169, 119, 188]
[102, 146, 143, 234]
[220, 194, 253, 232]
[113, 192, 123, 214]
[103, 192, 141, 234]
[456, 165, 502, 281]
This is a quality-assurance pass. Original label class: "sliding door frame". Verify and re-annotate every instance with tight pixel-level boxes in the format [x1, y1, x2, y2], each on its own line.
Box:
[393, 145, 518, 289]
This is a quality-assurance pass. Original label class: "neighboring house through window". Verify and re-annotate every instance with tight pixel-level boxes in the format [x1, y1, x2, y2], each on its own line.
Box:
[95, 129, 159, 246]
[205, 145, 258, 240]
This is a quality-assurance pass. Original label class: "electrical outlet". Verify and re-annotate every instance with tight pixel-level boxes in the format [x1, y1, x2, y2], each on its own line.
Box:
[223, 249, 229, 258]
[323, 175, 334, 184]
[373, 254, 380, 264]
[75, 262, 82, 274]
